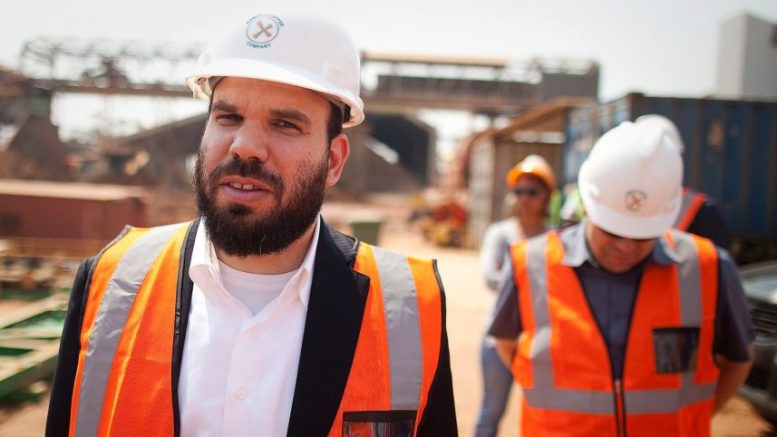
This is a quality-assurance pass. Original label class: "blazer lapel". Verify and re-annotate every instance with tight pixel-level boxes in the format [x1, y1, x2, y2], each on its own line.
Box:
[286, 220, 369, 437]
[172, 218, 198, 437]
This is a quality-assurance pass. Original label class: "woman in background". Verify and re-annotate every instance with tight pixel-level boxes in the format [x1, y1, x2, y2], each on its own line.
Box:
[475, 154, 556, 437]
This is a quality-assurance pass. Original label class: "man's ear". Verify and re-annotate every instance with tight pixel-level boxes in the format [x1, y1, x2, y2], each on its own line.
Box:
[325, 134, 350, 188]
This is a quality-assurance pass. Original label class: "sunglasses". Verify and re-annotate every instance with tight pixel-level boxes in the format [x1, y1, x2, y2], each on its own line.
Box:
[514, 188, 543, 197]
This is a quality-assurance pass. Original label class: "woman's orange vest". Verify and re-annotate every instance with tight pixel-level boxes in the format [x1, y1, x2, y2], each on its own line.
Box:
[511, 230, 719, 437]
[68, 222, 443, 436]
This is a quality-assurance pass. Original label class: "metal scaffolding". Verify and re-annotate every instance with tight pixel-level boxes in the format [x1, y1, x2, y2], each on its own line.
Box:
[15, 37, 599, 115]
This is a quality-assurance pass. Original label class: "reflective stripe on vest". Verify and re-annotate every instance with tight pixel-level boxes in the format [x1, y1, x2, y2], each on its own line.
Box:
[72, 223, 186, 437]
[674, 189, 706, 231]
[70, 224, 442, 437]
[328, 243, 442, 436]
[372, 245, 423, 409]
[513, 229, 719, 436]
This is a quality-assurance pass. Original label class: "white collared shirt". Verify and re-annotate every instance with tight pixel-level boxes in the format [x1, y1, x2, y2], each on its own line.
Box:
[179, 217, 320, 437]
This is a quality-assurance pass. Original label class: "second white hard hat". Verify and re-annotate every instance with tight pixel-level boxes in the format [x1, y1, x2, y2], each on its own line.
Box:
[578, 119, 683, 239]
[635, 114, 684, 153]
[186, 12, 365, 127]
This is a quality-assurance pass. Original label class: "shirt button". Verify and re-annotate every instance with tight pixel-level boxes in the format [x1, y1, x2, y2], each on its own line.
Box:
[237, 388, 247, 400]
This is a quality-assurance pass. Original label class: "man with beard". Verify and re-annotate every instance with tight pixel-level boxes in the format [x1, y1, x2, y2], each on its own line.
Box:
[46, 12, 457, 437]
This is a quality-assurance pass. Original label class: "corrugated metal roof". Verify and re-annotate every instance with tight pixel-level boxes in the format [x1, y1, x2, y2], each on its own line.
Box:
[0, 179, 145, 201]
[493, 97, 595, 138]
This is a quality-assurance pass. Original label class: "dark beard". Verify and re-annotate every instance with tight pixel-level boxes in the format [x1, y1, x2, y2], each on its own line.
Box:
[193, 148, 328, 257]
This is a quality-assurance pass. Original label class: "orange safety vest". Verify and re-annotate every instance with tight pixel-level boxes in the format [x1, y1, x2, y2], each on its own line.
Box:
[511, 230, 719, 437]
[674, 188, 707, 231]
[68, 222, 443, 436]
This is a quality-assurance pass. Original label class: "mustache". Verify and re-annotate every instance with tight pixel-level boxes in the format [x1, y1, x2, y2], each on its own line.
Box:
[208, 158, 284, 194]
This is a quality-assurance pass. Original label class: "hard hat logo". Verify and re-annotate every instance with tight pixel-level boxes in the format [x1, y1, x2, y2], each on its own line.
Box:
[625, 190, 648, 212]
[245, 14, 284, 48]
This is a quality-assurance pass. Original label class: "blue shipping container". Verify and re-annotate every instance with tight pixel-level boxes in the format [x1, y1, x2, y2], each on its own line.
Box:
[564, 93, 777, 239]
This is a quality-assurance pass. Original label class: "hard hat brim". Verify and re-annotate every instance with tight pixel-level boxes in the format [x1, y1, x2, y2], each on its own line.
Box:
[186, 58, 365, 128]
[506, 168, 555, 191]
[579, 177, 681, 239]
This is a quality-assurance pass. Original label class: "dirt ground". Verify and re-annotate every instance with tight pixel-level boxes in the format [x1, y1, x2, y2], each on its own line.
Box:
[0, 196, 770, 436]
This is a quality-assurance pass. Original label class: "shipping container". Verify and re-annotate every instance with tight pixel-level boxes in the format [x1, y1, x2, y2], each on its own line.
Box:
[564, 93, 777, 261]
[0, 179, 147, 258]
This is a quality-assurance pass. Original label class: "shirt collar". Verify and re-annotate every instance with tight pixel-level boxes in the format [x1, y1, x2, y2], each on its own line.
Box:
[189, 215, 322, 308]
[560, 220, 679, 268]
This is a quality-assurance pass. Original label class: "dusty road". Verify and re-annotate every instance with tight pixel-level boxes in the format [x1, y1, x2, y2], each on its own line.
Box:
[0, 196, 770, 436]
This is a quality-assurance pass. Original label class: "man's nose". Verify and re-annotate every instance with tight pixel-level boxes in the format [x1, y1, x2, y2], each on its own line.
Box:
[612, 237, 638, 253]
[228, 123, 270, 163]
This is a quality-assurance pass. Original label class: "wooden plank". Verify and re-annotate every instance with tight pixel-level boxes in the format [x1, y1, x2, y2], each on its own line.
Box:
[0, 338, 52, 350]
[0, 328, 63, 340]
[0, 294, 68, 329]
[0, 341, 60, 399]
[0, 293, 68, 399]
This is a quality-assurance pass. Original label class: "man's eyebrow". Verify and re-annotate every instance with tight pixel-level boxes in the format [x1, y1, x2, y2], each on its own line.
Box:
[211, 100, 238, 113]
[271, 108, 311, 125]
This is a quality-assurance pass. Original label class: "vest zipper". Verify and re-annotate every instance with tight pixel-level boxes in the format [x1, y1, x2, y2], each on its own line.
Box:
[614, 379, 626, 437]
[577, 263, 644, 437]
[613, 266, 644, 437]
[579, 287, 631, 436]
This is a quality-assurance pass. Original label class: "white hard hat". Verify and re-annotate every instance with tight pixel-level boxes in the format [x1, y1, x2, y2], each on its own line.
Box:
[578, 120, 683, 239]
[186, 12, 364, 127]
[635, 114, 684, 153]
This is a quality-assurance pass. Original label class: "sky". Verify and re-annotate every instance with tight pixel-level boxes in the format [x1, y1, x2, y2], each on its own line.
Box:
[2, 0, 776, 150]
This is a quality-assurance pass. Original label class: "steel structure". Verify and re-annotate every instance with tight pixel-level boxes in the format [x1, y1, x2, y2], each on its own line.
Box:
[19, 37, 202, 97]
[17, 37, 599, 114]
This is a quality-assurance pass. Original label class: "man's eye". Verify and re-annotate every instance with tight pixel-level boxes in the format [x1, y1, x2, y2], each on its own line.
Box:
[216, 113, 242, 124]
[274, 120, 300, 131]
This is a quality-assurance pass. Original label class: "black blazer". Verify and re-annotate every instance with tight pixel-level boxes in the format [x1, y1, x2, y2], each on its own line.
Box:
[46, 219, 458, 436]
